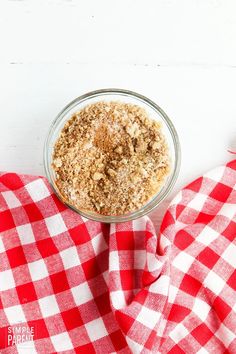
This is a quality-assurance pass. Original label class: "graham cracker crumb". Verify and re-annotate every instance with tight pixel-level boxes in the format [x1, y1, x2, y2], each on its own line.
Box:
[52, 101, 170, 215]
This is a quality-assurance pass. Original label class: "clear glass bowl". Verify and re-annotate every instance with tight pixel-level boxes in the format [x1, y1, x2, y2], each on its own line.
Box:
[44, 89, 181, 223]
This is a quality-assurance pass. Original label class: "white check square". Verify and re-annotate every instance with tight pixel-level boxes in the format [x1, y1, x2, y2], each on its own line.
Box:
[25, 179, 50, 202]
[147, 252, 162, 272]
[71, 282, 93, 306]
[188, 192, 207, 211]
[0, 237, 5, 253]
[2, 191, 21, 208]
[161, 234, 172, 249]
[168, 285, 179, 304]
[169, 323, 189, 343]
[109, 251, 120, 271]
[134, 250, 146, 270]
[215, 323, 235, 346]
[126, 338, 144, 353]
[85, 318, 108, 341]
[197, 226, 219, 246]
[172, 252, 195, 273]
[204, 270, 225, 295]
[45, 214, 67, 237]
[149, 275, 169, 295]
[196, 349, 209, 354]
[170, 191, 183, 207]
[51, 332, 73, 351]
[136, 306, 161, 329]
[17, 224, 35, 245]
[39, 295, 60, 318]
[60, 246, 80, 270]
[222, 243, 236, 268]
[0, 269, 15, 291]
[28, 259, 48, 281]
[220, 203, 236, 219]
[17, 342, 37, 353]
[133, 218, 146, 231]
[110, 290, 126, 310]
[5, 305, 26, 325]
[91, 233, 107, 255]
[192, 298, 211, 321]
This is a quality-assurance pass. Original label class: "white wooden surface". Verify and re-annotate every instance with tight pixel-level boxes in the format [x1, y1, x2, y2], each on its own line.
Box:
[0, 0, 236, 229]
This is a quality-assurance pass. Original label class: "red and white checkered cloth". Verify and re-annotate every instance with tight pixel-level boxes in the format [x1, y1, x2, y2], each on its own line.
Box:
[0, 160, 236, 353]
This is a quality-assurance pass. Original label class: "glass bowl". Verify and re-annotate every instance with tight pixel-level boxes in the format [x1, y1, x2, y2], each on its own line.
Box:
[44, 89, 181, 223]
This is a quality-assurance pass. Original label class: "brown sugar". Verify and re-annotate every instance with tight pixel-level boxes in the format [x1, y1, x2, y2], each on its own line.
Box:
[52, 101, 170, 215]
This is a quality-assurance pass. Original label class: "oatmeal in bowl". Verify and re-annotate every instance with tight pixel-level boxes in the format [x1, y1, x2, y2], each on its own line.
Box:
[44, 89, 180, 223]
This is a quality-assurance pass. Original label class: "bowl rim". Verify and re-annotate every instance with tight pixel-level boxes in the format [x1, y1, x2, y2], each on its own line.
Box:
[44, 88, 181, 223]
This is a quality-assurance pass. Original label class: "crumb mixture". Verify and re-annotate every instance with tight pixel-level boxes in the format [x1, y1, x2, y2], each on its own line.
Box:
[52, 101, 170, 215]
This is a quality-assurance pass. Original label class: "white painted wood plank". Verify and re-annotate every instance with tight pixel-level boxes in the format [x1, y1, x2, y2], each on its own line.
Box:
[1, 0, 236, 66]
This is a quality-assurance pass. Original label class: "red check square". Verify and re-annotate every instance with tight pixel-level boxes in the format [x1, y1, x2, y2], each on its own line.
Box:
[198, 247, 220, 269]
[82, 258, 100, 280]
[50, 271, 70, 293]
[24, 203, 43, 222]
[0, 327, 9, 350]
[115, 312, 135, 335]
[0, 210, 15, 232]
[94, 292, 110, 316]
[7, 245, 27, 268]
[51, 194, 67, 212]
[37, 238, 58, 258]
[175, 230, 194, 250]
[28, 319, 50, 339]
[195, 212, 215, 224]
[116, 231, 135, 250]
[61, 307, 83, 331]
[168, 345, 186, 354]
[168, 304, 191, 322]
[213, 296, 231, 321]
[75, 343, 96, 354]
[186, 177, 203, 193]
[228, 270, 236, 291]
[16, 282, 37, 303]
[69, 224, 91, 245]
[0, 173, 24, 190]
[120, 270, 133, 290]
[222, 221, 236, 242]
[210, 182, 232, 203]
[191, 323, 213, 345]
[180, 274, 202, 296]
[109, 330, 127, 351]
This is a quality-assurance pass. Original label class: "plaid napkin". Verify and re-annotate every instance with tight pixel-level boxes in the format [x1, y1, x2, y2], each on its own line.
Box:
[0, 160, 236, 353]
